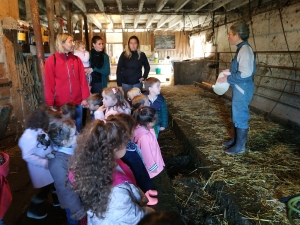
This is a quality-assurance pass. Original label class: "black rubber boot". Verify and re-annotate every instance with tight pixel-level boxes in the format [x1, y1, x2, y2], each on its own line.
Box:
[225, 128, 248, 155]
[222, 127, 236, 147]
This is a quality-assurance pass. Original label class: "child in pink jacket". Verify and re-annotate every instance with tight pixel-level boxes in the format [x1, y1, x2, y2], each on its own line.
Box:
[133, 106, 165, 179]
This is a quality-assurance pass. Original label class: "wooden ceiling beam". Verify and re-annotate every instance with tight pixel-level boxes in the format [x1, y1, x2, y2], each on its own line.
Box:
[134, 14, 140, 29]
[193, 0, 213, 12]
[210, 0, 232, 11]
[138, 0, 146, 12]
[73, 0, 86, 13]
[174, 0, 191, 12]
[94, 0, 105, 12]
[87, 14, 102, 29]
[168, 15, 183, 28]
[156, 0, 169, 12]
[146, 14, 157, 28]
[121, 15, 125, 29]
[225, 0, 252, 11]
[157, 15, 175, 28]
[116, 0, 122, 13]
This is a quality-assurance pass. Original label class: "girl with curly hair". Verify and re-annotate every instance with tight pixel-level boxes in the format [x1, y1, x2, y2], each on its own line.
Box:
[94, 86, 131, 121]
[18, 106, 61, 220]
[69, 118, 154, 225]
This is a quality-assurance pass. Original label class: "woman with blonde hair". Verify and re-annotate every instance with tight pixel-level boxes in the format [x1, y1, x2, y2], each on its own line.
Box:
[44, 33, 90, 132]
[116, 36, 150, 98]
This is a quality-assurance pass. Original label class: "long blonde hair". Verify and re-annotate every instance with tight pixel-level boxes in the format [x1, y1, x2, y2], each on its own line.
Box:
[124, 36, 141, 59]
[55, 33, 72, 53]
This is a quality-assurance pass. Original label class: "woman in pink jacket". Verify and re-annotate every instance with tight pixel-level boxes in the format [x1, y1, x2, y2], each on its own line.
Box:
[133, 107, 165, 180]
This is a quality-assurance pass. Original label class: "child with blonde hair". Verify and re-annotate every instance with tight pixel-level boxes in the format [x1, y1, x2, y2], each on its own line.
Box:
[95, 87, 131, 120]
[132, 94, 150, 110]
[74, 40, 93, 85]
[69, 119, 154, 224]
[127, 87, 141, 105]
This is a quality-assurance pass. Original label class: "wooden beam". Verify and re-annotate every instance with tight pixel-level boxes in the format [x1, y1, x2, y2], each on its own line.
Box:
[73, 0, 87, 13]
[146, 14, 157, 28]
[138, 0, 146, 12]
[168, 15, 182, 28]
[121, 15, 125, 29]
[193, 0, 213, 12]
[29, 0, 45, 102]
[94, 0, 105, 12]
[83, 15, 89, 49]
[156, 0, 169, 12]
[157, 15, 175, 28]
[87, 14, 102, 29]
[210, 0, 232, 11]
[225, 0, 251, 11]
[116, 0, 122, 13]
[179, 15, 198, 28]
[46, 0, 55, 54]
[54, 0, 62, 33]
[66, 3, 73, 34]
[134, 14, 140, 29]
[88, 23, 93, 50]
[103, 14, 112, 24]
[25, 0, 32, 22]
[174, 0, 191, 12]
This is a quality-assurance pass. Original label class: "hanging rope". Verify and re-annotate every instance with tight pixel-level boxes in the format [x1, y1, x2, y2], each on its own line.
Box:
[16, 51, 42, 109]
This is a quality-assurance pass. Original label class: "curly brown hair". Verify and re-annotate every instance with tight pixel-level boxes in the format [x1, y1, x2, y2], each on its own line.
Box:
[69, 118, 131, 217]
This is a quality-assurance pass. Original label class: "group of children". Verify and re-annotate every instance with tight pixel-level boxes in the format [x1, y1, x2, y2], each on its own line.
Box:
[15, 77, 182, 225]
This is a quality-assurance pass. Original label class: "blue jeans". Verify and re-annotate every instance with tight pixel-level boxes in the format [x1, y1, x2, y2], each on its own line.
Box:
[75, 104, 83, 132]
[231, 82, 254, 129]
[65, 208, 78, 225]
[122, 82, 143, 99]
[91, 82, 103, 95]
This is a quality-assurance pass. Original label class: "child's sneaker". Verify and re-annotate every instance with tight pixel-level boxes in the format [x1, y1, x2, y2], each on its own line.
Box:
[145, 191, 158, 205]
[27, 202, 47, 219]
[31, 195, 45, 204]
[52, 191, 60, 207]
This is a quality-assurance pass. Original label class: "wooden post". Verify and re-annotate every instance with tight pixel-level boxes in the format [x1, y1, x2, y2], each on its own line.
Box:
[54, 0, 62, 33]
[25, 0, 32, 22]
[46, 0, 55, 54]
[83, 15, 89, 50]
[78, 16, 84, 42]
[66, 3, 73, 34]
[88, 23, 93, 51]
[29, 0, 45, 103]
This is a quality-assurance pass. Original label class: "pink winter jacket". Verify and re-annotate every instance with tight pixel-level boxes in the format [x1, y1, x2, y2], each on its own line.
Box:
[133, 126, 165, 179]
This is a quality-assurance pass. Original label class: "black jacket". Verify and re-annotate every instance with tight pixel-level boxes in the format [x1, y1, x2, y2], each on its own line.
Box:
[116, 51, 150, 86]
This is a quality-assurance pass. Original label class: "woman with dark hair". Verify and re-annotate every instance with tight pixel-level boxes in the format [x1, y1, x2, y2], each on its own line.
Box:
[217, 21, 256, 155]
[90, 36, 110, 94]
[117, 36, 150, 98]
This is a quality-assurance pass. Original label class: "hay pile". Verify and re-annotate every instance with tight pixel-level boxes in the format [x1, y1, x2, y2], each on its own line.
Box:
[161, 85, 300, 225]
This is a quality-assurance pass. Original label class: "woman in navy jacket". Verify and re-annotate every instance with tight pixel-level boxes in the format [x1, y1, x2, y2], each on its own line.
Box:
[117, 36, 150, 98]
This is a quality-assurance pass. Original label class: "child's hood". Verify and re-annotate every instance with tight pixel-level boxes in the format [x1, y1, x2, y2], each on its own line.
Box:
[133, 126, 152, 142]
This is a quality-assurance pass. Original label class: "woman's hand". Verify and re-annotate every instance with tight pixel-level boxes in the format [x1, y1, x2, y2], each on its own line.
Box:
[139, 78, 144, 82]
[217, 75, 228, 83]
[81, 100, 89, 108]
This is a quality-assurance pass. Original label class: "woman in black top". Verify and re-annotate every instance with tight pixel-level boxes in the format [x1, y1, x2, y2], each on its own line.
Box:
[117, 36, 150, 98]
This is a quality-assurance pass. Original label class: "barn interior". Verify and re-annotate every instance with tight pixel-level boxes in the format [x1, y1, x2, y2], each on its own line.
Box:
[1, 0, 300, 224]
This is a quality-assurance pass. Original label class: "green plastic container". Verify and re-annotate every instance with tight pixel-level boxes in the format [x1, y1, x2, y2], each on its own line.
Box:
[155, 68, 161, 74]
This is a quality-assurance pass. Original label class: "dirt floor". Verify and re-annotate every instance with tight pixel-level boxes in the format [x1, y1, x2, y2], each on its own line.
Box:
[162, 84, 300, 225]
